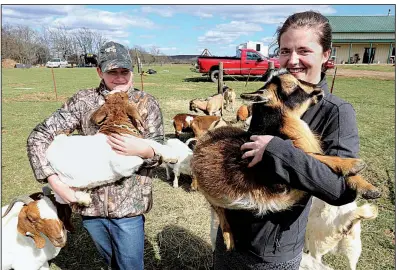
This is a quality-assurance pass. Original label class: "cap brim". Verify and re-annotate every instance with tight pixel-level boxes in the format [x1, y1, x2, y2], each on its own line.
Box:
[100, 59, 133, 73]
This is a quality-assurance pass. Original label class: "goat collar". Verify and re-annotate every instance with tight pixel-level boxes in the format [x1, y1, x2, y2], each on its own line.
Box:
[113, 124, 142, 136]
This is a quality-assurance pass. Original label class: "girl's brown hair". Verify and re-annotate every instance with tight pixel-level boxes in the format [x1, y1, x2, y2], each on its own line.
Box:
[277, 11, 332, 53]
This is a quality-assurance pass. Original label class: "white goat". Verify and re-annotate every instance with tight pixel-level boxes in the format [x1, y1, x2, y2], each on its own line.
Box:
[164, 138, 196, 188]
[2, 192, 70, 270]
[305, 197, 378, 270]
[46, 92, 178, 206]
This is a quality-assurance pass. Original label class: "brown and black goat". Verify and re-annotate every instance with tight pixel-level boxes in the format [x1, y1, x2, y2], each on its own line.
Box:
[191, 69, 380, 250]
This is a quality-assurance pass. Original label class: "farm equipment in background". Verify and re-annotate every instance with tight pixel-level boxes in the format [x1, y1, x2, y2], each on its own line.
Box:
[80, 53, 98, 67]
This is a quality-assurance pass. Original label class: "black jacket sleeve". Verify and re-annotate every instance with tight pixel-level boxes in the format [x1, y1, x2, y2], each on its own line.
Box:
[260, 103, 359, 206]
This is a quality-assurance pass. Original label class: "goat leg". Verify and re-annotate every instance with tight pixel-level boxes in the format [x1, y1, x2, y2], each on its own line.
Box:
[212, 205, 235, 251]
[345, 175, 381, 199]
[191, 176, 198, 191]
[308, 154, 380, 199]
[308, 153, 367, 176]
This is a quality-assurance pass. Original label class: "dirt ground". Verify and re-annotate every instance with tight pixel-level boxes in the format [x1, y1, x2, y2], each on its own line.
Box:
[326, 66, 395, 80]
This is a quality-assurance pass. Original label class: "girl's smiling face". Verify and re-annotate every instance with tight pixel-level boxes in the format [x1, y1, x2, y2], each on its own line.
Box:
[279, 27, 330, 84]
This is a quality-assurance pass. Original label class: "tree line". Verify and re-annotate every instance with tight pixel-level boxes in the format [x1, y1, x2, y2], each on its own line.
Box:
[1, 24, 195, 67]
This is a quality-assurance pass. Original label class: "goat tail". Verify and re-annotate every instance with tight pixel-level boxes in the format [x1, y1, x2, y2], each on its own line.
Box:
[339, 204, 378, 234]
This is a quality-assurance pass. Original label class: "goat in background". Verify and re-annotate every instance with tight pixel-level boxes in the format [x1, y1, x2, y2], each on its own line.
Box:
[222, 85, 236, 112]
[305, 197, 378, 270]
[189, 93, 224, 116]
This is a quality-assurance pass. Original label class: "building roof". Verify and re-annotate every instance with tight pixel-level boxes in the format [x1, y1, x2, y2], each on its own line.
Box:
[326, 16, 395, 33]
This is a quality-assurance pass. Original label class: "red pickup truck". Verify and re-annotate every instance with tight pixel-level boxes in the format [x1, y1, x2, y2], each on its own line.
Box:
[197, 49, 280, 82]
[197, 48, 335, 82]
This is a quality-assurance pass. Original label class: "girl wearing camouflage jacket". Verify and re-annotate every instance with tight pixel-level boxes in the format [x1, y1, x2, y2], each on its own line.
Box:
[27, 41, 163, 270]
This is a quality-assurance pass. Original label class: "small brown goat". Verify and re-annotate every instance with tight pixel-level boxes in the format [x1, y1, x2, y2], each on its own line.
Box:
[236, 104, 252, 122]
[190, 115, 221, 138]
[91, 91, 144, 137]
[191, 69, 380, 251]
[172, 113, 197, 137]
[222, 85, 236, 111]
[189, 93, 224, 116]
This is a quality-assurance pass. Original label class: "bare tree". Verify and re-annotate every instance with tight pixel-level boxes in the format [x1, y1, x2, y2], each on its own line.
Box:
[1, 24, 49, 65]
[150, 46, 161, 64]
[74, 27, 107, 54]
[46, 25, 74, 60]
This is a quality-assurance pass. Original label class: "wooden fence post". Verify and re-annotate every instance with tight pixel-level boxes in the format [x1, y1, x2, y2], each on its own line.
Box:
[135, 49, 142, 74]
[268, 61, 275, 70]
[218, 62, 224, 94]
[51, 67, 58, 101]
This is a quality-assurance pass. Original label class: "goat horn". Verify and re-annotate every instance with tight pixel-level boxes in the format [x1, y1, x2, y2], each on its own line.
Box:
[2, 195, 35, 218]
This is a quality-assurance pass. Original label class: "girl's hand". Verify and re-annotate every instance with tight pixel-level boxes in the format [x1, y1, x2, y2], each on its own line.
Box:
[107, 133, 155, 159]
[240, 135, 274, 168]
[47, 174, 78, 204]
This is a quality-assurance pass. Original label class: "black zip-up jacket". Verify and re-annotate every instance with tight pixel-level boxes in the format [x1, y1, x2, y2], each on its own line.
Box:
[225, 73, 358, 263]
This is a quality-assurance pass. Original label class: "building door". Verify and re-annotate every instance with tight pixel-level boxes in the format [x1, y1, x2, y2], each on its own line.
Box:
[363, 47, 376, 63]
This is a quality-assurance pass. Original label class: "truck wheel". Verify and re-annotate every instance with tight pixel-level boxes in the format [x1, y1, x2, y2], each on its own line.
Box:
[210, 70, 219, 83]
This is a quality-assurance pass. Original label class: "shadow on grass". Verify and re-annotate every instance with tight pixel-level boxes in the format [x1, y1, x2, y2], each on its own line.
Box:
[51, 214, 108, 270]
[50, 214, 167, 270]
[156, 225, 213, 270]
[152, 165, 195, 193]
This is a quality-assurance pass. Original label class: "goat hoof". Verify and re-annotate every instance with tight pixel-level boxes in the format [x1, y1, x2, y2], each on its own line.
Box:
[76, 191, 92, 206]
[223, 232, 235, 251]
[348, 160, 367, 175]
[361, 189, 381, 200]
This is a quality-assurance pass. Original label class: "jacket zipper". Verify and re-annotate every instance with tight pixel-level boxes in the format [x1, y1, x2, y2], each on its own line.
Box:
[274, 225, 282, 253]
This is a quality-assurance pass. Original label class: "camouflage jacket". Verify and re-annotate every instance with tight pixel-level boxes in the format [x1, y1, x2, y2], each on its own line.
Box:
[27, 80, 164, 218]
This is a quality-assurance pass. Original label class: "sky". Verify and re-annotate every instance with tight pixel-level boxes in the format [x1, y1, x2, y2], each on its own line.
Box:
[1, 4, 396, 56]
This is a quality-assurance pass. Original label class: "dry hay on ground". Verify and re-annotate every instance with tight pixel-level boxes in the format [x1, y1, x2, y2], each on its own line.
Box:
[2, 59, 17, 68]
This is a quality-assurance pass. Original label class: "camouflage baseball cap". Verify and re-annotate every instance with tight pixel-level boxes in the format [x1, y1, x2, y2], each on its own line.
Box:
[98, 41, 133, 72]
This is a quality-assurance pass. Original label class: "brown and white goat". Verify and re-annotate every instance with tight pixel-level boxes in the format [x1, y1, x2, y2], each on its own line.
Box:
[2, 189, 72, 270]
[189, 93, 224, 116]
[46, 92, 177, 206]
[191, 70, 380, 250]
[172, 113, 197, 137]
[222, 85, 236, 111]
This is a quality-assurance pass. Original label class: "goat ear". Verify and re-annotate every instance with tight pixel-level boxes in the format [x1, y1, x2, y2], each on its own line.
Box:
[91, 106, 108, 125]
[126, 104, 144, 129]
[17, 206, 46, 248]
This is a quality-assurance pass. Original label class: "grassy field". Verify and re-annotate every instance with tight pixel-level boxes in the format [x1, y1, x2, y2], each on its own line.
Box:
[1, 64, 395, 270]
